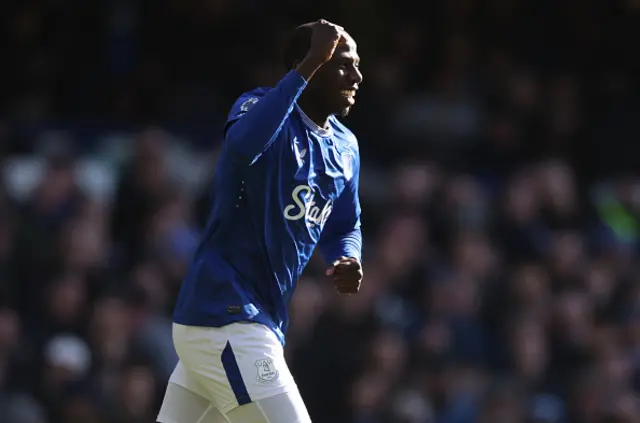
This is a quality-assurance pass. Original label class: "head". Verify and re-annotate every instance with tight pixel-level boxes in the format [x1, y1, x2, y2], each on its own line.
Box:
[283, 23, 363, 118]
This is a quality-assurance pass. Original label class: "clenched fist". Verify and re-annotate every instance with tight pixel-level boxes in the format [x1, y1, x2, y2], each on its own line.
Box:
[326, 256, 363, 295]
[296, 19, 347, 80]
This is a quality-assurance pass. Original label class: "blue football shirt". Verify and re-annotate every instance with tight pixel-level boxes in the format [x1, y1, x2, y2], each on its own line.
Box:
[173, 70, 363, 344]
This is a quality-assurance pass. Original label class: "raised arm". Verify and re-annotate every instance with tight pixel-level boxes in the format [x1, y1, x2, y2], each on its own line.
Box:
[224, 20, 347, 165]
[224, 72, 308, 165]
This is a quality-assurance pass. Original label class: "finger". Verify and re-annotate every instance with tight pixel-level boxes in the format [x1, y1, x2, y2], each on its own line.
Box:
[326, 267, 335, 276]
[335, 281, 360, 290]
[332, 264, 362, 279]
[337, 286, 358, 295]
[317, 19, 343, 30]
[335, 284, 355, 295]
[337, 257, 358, 265]
[332, 271, 359, 280]
[332, 256, 348, 267]
[336, 288, 351, 296]
[325, 19, 343, 29]
[333, 279, 362, 291]
[333, 265, 362, 277]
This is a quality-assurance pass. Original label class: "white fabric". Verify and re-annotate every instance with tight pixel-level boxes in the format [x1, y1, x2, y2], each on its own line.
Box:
[157, 383, 311, 423]
[227, 389, 311, 423]
[157, 322, 303, 420]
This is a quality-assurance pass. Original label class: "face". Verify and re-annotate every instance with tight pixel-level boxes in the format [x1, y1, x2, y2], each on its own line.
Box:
[309, 34, 363, 116]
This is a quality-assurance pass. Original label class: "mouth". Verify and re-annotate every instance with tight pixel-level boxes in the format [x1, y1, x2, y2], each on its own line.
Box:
[339, 89, 357, 104]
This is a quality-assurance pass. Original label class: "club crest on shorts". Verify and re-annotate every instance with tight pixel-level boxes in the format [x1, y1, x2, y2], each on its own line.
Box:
[255, 358, 279, 383]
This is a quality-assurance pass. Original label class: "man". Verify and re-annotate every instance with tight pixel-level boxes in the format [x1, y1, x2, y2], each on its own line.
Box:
[157, 19, 364, 423]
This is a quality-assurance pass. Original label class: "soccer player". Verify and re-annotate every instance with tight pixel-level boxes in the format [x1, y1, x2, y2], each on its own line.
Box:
[157, 19, 364, 423]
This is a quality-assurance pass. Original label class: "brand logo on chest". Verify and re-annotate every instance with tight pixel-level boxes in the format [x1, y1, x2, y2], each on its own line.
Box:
[284, 185, 333, 228]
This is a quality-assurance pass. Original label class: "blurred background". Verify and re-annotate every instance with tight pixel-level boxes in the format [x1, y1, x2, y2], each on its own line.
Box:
[2, 1, 640, 422]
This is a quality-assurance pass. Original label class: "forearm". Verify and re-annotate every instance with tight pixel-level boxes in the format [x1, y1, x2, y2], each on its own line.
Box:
[225, 71, 307, 163]
[224, 56, 325, 165]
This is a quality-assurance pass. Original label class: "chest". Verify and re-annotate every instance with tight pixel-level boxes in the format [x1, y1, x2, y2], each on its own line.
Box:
[272, 128, 350, 231]
[286, 130, 350, 201]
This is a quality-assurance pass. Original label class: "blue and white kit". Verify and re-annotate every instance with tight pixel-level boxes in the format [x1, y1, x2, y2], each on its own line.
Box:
[158, 69, 362, 423]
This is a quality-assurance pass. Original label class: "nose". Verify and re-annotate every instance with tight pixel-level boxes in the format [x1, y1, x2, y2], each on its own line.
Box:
[351, 67, 363, 85]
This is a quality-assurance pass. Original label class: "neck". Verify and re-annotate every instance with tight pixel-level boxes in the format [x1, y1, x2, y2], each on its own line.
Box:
[297, 94, 330, 129]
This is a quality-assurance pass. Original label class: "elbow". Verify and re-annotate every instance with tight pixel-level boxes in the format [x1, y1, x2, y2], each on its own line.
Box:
[224, 128, 255, 165]
[224, 124, 245, 153]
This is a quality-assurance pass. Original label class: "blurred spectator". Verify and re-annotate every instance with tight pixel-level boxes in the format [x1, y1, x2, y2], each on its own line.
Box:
[1, 1, 640, 422]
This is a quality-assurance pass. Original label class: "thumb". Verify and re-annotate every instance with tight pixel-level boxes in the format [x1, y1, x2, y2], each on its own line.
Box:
[332, 256, 348, 267]
[327, 256, 347, 276]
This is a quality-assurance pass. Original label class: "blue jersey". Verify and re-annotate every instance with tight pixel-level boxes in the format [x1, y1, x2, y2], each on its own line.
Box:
[173, 70, 363, 345]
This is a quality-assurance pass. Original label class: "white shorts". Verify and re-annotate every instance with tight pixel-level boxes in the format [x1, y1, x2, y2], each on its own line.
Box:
[159, 322, 299, 418]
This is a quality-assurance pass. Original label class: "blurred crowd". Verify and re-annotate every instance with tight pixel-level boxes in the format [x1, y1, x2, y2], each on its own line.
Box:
[2, 1, 640, 423]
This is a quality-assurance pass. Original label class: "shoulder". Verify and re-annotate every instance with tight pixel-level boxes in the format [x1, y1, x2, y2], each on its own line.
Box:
[224, 87, 272, 134]
[236, 87, 271, 103]
[227, 87, 271, 119]
[330, 117, 360, 155]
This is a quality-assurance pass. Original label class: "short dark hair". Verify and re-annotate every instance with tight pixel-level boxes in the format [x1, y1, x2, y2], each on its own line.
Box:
[282, 24, 313, 70]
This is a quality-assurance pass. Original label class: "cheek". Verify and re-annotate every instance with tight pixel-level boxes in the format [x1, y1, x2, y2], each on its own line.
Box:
[307, 77, 330, 97]
[317, 66, 342, 85]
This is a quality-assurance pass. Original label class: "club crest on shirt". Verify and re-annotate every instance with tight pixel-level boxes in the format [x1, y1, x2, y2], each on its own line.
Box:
[239, 97, 259, 114]
[342, 152, 354, 181]
[255, 358, 279, 383]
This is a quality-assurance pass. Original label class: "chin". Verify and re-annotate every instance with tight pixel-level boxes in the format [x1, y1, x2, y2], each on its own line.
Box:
[337, 105, 353, 117]
[331, 96, 355, 117]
